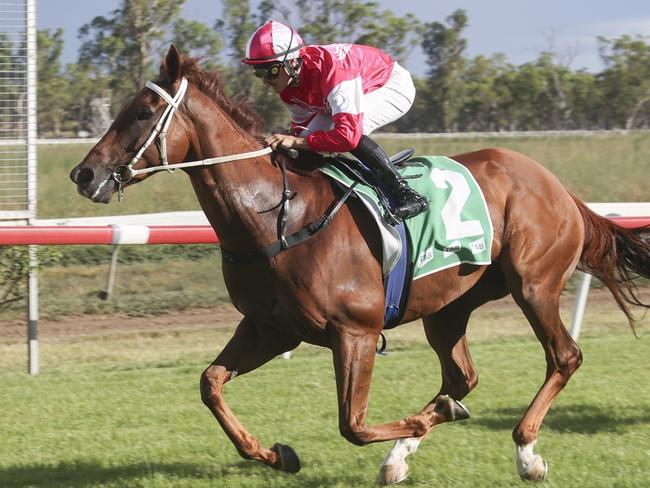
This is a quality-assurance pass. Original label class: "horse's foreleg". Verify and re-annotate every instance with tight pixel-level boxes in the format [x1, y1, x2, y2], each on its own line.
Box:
[200, 317, 301, 472]
[378, 306, 478, 485]
[330, 329, 462, 448]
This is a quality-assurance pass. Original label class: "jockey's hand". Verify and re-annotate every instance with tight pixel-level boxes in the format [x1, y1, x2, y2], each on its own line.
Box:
[265, 133, 308, 151]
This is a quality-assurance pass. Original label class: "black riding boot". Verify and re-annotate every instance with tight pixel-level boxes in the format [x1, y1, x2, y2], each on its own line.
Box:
[351, 135, 429, 220]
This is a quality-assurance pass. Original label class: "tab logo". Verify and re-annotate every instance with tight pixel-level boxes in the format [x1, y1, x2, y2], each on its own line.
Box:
[442, 240, 461, 259]
[417, 247, 434, 268]
[469, 237, 486, 254]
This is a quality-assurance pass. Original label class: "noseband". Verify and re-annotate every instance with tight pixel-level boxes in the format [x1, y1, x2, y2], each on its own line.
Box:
[112, 77, 271, 199]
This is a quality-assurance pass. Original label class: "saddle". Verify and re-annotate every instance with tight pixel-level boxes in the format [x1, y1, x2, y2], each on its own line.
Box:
[328, 148, 420, 226]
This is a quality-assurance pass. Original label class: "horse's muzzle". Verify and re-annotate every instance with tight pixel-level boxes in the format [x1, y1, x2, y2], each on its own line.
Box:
[69, 164, 116, 203]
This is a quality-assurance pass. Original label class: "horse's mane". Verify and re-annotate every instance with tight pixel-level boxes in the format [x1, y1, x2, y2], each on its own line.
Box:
[168, 57, 264, 135]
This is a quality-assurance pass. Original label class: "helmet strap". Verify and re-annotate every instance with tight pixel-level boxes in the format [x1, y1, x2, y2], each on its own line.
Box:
[283, 57, 302, 86]
[279, 28, 301, 86]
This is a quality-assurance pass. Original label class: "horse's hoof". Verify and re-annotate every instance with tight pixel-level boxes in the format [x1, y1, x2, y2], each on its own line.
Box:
[377, 462, 409, 485]
[519, 457, 548, 482]
[271, 442, 301, 473]
[434, 395, 471, 422]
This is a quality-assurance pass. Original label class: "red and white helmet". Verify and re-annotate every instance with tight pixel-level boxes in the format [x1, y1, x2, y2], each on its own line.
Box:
[242, 20, 304, 65]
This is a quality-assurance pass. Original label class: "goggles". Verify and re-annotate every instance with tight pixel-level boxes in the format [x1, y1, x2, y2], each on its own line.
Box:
[253, 63, 283, 80]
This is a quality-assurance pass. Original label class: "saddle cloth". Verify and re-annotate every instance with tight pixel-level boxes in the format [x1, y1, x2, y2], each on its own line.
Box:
[319, 155, 494, 279]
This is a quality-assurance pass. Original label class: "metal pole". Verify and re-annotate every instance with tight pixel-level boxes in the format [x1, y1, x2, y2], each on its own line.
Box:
[26, 0, 39, 375]
[570, 271, 592, 340]
[27, 245, 39, 375]
[98, 245, 121, 300]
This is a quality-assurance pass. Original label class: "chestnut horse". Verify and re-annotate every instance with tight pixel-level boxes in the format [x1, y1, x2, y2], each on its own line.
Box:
[70, 46, 650, 484]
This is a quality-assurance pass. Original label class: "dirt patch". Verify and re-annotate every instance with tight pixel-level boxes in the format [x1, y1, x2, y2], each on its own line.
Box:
[0, 288, 643, 343]
[0, 305, 243, 341]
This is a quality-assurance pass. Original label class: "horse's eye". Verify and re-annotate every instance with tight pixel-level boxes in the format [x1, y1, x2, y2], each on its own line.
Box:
[137, 107, 154, 120]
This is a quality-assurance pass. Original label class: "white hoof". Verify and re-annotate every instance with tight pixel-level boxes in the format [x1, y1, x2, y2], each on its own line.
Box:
[520, 456, 548, 482]
[377, 462, 409, 485]
[377, 438, 422, 485]
[516, 442, 548, 482]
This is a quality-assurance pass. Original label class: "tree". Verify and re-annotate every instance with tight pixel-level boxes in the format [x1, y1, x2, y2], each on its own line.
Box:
[37, 29, 72, 137]
[293, 0, 421, 64]
[420, 9, 468, 131]
[458, 54, 514, 131]
[215, 0, 287, 130]
[215, 0, 257, 82]
[78, 0, 184, 106]
[172, 19, 222, 69]
[597, 35, 650, 129]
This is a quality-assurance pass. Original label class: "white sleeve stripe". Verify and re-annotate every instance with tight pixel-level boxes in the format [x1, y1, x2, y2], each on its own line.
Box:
[326, 77, 363, 116]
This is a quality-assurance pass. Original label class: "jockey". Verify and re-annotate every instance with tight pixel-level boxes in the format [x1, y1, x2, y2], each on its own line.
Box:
[242, 20, 429, 221]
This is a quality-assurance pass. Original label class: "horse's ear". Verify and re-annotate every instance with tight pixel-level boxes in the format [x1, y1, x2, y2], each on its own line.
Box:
[161, 44, 182, 83]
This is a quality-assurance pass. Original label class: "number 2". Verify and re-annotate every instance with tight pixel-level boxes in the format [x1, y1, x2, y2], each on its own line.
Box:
[430, 168, 483, 240]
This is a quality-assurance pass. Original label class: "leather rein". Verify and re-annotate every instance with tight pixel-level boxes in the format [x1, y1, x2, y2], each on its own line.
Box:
[114, 77, 356, 264]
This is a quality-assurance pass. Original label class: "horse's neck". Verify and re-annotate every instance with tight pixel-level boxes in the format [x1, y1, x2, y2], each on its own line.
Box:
[185, 107, 290, 252]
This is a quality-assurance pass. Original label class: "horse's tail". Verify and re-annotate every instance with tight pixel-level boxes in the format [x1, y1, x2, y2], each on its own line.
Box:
[573, 196, 650, 323]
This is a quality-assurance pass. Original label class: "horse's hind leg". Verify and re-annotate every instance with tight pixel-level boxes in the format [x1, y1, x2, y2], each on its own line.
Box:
[200, 316, 301, 472]
[502, 257, 583, 481]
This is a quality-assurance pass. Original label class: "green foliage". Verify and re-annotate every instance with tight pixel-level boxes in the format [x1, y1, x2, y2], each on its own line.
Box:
[37, 30, 72, 136]
[171, 19, 222, 67]
[420, 9, 468, 131]
[597, 35, 650, 129]
[0, 247, 60, 310]
[294, 0, 422, 64]
[79, 0, 183, 100]
[0, 247, 27, 309]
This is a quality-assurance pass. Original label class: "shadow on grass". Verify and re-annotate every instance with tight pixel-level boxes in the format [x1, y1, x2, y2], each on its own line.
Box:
[0, 459, 370, 488]
[471, 403, 650, 435]
[0, 461, 201, 488]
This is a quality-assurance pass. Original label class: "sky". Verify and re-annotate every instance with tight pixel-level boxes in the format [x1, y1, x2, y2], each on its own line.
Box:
[36, 0, 650, 76]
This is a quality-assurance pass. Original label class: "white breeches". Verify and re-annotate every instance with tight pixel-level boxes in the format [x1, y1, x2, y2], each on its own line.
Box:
[298, 62, 415, 138]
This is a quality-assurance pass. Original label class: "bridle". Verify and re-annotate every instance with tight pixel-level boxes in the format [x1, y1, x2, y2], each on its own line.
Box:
[112, 77, 272, 200]
[110, 75, 355, 263]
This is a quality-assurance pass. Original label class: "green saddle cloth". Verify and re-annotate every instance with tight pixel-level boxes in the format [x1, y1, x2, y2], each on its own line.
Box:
[320, 155, 493, 280]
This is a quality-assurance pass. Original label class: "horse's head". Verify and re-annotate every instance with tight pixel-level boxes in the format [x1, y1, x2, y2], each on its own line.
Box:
[70, 45, 191, 203]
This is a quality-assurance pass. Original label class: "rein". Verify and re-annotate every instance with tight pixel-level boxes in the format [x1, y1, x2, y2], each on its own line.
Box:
[112, 77, 272, 199]
[116, 76, 356, 263]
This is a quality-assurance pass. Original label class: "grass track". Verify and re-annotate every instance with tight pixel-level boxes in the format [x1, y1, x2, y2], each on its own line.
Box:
[1, 330, 649, 487]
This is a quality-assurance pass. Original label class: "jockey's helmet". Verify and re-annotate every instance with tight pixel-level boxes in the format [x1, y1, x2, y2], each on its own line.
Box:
[242, 20, 304, 65]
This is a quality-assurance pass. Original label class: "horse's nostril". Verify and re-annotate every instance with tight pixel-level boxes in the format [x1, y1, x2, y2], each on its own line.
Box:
[76, 168, 95, 186]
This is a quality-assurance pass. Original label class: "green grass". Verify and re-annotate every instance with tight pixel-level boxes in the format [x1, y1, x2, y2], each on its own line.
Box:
[1, 328, 649, 487]
[379, 132, 650, 202]
[39, 143, 201, 219]
[40, 132, 650, 220]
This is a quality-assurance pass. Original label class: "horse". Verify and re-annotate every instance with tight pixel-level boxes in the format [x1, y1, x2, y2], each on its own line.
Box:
[70, 46, 650, 484]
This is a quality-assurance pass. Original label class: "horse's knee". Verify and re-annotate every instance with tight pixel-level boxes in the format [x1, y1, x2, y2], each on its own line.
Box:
[200, 365, 229, 406]
[339, 421, 371, 446]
